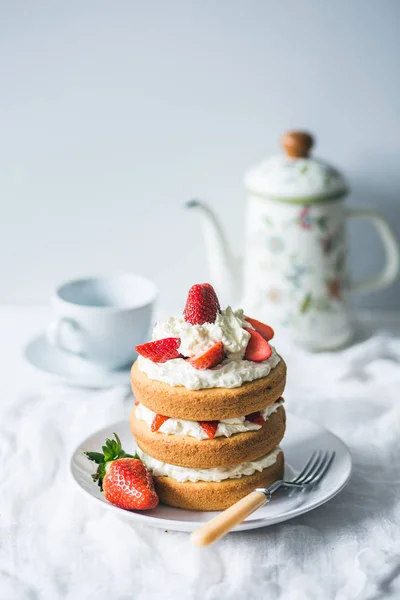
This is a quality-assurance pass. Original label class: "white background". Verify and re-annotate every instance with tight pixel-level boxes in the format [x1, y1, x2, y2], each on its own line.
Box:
[1, 0, 399, 313]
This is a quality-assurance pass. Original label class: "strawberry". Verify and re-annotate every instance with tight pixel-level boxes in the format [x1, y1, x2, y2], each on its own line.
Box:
[246, 411, 266, 426]
[136, 337, 182, 363]
[84, 434, 158, 511]
[183, 283, 221, 325]
[199, 421, 219, 439]
[151, 414, 170, 432]
[245, 317, 275, 341]
[188, 341, 224, 370]
[244, 328, 272, 362]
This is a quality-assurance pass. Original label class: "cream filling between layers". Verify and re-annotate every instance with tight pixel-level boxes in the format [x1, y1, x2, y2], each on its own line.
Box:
[137, 346, 280, 390]
[134, 400, 284, 439]
[136, 447, 282, 483]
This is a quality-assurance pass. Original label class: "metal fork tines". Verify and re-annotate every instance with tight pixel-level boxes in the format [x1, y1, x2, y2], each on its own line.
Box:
[288, 450, 336, 487]
[256, 450, 335, 500]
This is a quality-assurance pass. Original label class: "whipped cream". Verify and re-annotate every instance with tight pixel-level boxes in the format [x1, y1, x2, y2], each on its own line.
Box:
[135, 401, 283, 439]
[138, 348, 280, 390]
[138, 305, 281, 390]
[137, 447, 282, 483]
[153, 306, 250, 360]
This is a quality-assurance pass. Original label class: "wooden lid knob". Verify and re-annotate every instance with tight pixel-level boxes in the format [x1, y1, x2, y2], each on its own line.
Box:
[281, 130, 314, 158]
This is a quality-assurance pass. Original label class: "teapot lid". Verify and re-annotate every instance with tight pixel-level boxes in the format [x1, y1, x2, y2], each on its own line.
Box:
[244, 131, 348, 203]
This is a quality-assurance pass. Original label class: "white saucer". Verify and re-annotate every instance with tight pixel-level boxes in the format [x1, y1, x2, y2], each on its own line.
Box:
[70, 414, 352, 532]
[24, 334, 131, 388]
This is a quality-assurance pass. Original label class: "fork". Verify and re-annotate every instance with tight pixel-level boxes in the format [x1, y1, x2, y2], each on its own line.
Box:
[191, 450, 335, 547]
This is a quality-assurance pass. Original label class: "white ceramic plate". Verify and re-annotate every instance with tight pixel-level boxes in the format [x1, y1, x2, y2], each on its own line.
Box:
[24, 334, 131, 388]
[70, 414, 352, 532]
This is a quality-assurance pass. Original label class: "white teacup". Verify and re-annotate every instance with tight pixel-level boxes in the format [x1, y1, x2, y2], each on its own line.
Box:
[46, 274, 157, 370]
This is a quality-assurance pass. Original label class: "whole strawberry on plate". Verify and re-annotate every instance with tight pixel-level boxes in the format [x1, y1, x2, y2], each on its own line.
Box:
[84, 434, 158, 511]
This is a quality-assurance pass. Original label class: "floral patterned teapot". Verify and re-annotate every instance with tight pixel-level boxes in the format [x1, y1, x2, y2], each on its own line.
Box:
[187, 131, 399, 350]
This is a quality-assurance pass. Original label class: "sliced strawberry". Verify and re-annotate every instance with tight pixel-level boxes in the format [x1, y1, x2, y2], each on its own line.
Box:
[244, 328, 272, 362]
[246, 411, 266, 426]
[183, 283, 221, 325]
[199, 421, 219, 439]
[245, 317, 275, 341]
[188, 341, 224, 370]
[136, 337, 181, 363]
[151, 414, 170, 432]
[84, 433, 158, 511]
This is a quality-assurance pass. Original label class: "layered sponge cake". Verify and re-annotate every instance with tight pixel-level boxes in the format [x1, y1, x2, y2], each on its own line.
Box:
[130, 283, 287, 511]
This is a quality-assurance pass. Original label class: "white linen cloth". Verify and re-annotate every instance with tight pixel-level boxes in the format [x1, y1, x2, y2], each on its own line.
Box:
[1, 308, 400, 600]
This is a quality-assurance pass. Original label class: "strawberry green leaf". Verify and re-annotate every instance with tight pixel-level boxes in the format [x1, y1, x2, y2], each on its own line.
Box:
[84, 452, 104, 464]
[91, 463, 107, 489]
[113, 433, 122, 449]
[120, 450, 136, 458]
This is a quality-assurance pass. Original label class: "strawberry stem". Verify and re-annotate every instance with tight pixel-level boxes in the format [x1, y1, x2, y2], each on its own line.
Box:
[84, 433, 136, 490]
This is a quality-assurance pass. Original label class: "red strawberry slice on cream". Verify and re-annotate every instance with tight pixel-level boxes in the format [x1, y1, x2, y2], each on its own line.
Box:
[183, 283, 221, 325]
[244, 328, 272, 362]
[151, 414, 170, 432]
[199, 421, 219, 439]
[188, 341, 224, 370]
[245, 317, 275, 341]
[136, 338, 182, 363]
[245, 411, 266, 426]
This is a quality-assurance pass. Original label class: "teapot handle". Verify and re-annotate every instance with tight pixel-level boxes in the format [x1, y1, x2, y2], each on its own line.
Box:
[346, 208, 399, 294]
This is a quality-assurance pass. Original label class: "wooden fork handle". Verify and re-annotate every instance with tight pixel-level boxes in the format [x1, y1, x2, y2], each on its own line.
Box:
[190, 491, 267, 547]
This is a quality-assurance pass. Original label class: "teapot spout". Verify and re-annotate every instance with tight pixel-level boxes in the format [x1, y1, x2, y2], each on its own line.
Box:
[186, 199, 240, 306]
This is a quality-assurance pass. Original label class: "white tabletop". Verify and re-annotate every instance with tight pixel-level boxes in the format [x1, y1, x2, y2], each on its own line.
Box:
[2, 307, 400, 600]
